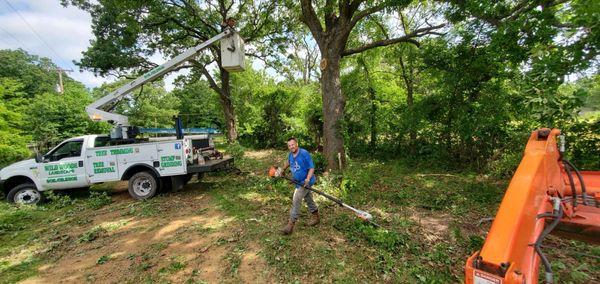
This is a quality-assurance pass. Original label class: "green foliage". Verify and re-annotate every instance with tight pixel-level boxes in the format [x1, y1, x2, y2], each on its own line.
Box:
[311, 152, 326, 174]
[27, 83, 103, 150]
[0, 78, 31, 166]
[0, 49, 110, 164]
[86, 191, 113, 209]
[487, 151, 523, 179]
[231, 66, 321, 149]
[96, 255, 111, 265]
[45, 192, 74, 209]
[78, 226, 107, 243]
[91, 79, 180, 128]
[562, 116, 600, 170]
[223, 142, 246, 161]
[171, 80, 223, 129]
[0, 49, 58, 96]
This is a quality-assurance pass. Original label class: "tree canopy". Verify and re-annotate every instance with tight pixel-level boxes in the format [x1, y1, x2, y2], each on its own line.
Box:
[0, 0, 598, 171]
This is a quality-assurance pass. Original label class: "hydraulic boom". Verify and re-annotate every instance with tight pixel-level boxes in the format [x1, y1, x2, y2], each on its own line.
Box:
[465, 128, 599, 284]
[86, 25, 244, 139]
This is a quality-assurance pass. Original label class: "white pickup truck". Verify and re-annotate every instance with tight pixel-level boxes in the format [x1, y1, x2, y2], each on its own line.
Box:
[0, 135, 234, 205]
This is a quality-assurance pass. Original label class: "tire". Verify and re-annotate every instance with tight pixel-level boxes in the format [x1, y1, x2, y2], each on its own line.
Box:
[183, 173, 195, 185]
[160, 177, 172, 192]
[128, 171, 159, 200]
[7, 183, 45, 205]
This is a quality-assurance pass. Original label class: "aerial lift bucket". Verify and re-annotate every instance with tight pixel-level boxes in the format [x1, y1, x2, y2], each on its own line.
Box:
[221, 31, 245, 72]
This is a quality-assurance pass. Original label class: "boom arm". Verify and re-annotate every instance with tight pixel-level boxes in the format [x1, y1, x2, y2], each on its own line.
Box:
[86, 27, 239, 135]
[465, 128, 600, 284]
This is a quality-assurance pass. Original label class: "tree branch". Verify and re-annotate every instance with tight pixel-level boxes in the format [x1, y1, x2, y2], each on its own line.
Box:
[168, 17, 209, 41]
[300, 0, 324, 41]
[349, 3, 386, 29]
[245, 1, 277, 43]
[192, 60, 220, 93]
[181, 0, 219, 34]
[342, 24, 445, 57]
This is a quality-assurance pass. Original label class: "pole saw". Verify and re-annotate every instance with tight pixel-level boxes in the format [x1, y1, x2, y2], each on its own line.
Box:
[268, 166, 380, 227]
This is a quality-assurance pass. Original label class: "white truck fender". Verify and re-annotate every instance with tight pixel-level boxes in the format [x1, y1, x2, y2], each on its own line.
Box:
[0, 161, 44, 192]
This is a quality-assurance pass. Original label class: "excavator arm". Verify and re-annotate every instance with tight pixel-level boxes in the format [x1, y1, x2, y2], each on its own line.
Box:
[465, 128, 600, 284]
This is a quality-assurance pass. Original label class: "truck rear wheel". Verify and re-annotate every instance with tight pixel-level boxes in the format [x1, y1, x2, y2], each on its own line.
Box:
[128, 171, 158, 200]
[7, 183, 44, 205]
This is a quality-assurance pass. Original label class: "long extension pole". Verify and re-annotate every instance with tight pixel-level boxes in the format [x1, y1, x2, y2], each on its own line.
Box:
[268, 167, 379, 227]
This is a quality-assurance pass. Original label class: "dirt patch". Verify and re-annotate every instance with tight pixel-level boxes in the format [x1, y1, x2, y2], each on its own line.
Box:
[19, 183, 273, 283]
[409, 210, 451, 243]
[238, 242, 271, 282]
[244, 150, 276, 160]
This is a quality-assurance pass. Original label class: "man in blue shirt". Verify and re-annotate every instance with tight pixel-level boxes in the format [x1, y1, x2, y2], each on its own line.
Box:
[280, 137, 319, 235]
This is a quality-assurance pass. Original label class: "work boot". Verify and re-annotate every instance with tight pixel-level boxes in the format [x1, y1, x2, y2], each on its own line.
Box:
[308, 211, 320, 226]
[281, 219, 295, 235]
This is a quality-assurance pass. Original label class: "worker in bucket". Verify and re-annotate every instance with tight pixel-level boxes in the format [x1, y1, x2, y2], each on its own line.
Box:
[275, 137, 319, 235]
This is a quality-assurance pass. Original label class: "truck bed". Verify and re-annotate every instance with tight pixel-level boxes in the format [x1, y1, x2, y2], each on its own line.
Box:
[187, 156, 234, 174]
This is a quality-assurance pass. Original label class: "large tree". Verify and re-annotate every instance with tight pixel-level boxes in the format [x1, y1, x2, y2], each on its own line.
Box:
[63, 0, 292, 142]
[299, 0, 444, 170]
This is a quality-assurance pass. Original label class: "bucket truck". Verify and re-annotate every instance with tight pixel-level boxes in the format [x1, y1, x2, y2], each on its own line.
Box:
[1, 25, 245, 204]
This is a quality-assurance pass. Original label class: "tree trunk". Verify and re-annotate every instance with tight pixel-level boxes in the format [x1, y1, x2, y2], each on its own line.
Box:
[320, 54, 346, 170]
[399, 56, 416, 152]
[219, 68, 238, 142]
[369, 85, 377, 152]
[360, 58, 377, 152]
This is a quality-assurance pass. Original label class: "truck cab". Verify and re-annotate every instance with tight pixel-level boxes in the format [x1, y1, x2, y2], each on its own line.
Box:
[0, 135, 98, 204]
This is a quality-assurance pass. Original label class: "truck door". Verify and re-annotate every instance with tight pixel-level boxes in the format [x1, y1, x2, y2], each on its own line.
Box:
[39, 139, 89, 190]
[86, 137, 120, 183]
[157, 141, 186, 176]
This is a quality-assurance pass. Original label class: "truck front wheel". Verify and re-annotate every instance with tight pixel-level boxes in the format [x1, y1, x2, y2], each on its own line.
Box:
[7, 183, 44, 205]
[128, 171, 158, 200]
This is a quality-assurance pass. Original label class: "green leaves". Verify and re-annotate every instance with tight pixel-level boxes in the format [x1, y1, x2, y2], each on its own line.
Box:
[0, 78, 30, 166]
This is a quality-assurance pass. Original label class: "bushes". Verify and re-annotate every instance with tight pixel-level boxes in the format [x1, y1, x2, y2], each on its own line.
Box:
[87, 191, 113, 209]
[562, 116, 600, 170]
[223, 142, 246, 161]
[311, 152, 326, 174]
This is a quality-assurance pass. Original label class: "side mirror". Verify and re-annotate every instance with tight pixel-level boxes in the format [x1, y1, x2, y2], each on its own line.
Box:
[35, 153, 43, 163]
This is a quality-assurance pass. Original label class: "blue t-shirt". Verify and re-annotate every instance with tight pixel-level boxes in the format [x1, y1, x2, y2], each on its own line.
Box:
[288, 148, 316, 187]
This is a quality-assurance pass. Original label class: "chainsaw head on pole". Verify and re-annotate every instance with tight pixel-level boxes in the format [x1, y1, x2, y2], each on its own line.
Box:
[268, 166, 277, 177]
[355, 209, 373, 221]
[268, 166, 282, 178]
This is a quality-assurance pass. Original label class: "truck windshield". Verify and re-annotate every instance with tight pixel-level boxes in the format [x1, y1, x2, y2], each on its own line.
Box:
[45, 140, 84, 162]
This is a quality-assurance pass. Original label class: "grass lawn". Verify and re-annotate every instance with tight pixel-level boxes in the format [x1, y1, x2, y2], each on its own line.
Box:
[0, 149, 598, 283]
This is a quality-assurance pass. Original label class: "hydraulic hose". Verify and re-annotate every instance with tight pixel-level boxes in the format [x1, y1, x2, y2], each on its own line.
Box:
[534, 197, 563, 284]
[562, 161, 578, 207]
[563, 159, 588, 206]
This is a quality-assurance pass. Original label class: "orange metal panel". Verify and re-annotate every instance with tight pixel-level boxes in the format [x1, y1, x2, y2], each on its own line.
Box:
[465, 128, 600, 283]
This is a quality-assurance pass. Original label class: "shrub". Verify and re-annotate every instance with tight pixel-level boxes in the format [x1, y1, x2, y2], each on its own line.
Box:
[312, 151, 326, 174]
[224, 141, 246, 161]
[487, 151, 523, 179]
[563, 116, 600, 170]
[78, 226, 107, 243]
[45, 191, 74, 209]
[87, 191, 112, 209]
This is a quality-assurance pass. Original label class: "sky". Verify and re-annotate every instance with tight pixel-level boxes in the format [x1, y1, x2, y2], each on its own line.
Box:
[0, 0, 181, 90]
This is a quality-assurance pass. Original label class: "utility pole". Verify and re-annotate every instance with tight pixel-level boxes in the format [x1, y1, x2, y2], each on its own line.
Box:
[49, 68, 74, 94]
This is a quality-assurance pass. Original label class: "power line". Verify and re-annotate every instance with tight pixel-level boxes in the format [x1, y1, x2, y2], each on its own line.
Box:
[0, 24, 29, 48]
[3, 0, 71, 67]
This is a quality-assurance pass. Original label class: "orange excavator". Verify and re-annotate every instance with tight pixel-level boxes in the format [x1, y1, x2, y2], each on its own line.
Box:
[465, 128, 599, 284]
